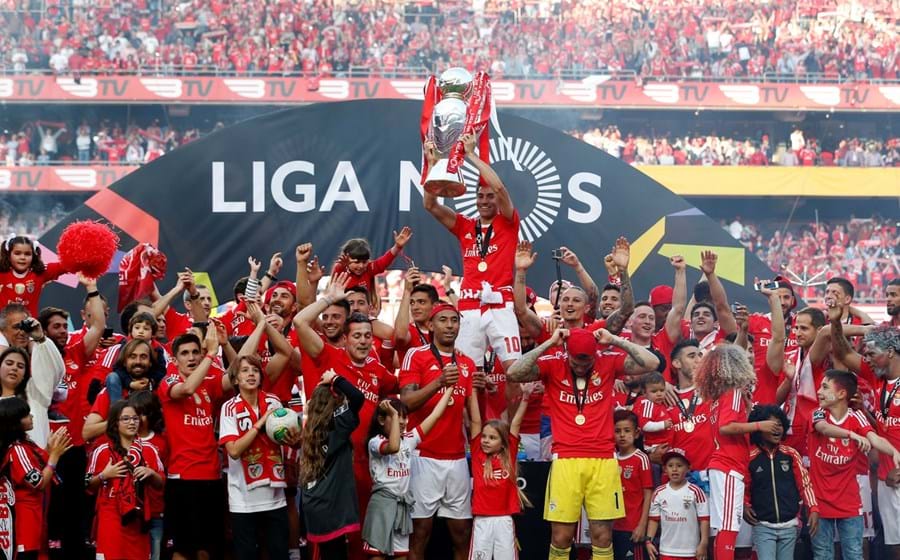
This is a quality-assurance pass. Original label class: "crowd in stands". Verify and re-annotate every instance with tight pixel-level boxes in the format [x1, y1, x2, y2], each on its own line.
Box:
[2, 114, 899, 168]
[727, 215, 899, 303]
[0, 0, 898, 81]
[574, 125, 900, 166]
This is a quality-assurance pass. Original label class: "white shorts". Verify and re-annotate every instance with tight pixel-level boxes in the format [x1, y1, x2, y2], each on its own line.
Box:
[458, 304, 521, 367]
[362, 531, 408, 556]
[470, 515, 517, 560]
[520, 433, 541, 461]
[410, 456, 472, 519]
[878, 479, 900, 545]
[860, 474, 874, 539]
[708, 469, 744, 533]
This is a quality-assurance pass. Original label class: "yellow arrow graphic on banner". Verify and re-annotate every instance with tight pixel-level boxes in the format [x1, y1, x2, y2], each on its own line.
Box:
[190, 271, 222, 314]
[628, 217, 667, 276]
[657, 244, 746, 285]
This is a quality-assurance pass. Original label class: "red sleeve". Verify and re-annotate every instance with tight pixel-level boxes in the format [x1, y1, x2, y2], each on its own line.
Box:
[398, 350, 422, 389]
[851, 411, 873, 437]
[380, 371, 400, 397]
[44, 261, 68, 280]
[89, 390, 110, 418]
[718, 389, 747, 425]
[639, 456, 653, 489]
[449, 212, 468, 240]
[786, 445, 818, 512]
[368, 248, 398, 275]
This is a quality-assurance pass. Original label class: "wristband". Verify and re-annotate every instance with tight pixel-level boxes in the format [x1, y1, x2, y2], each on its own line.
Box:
[47, 463, 57, 471]
[265, 272, 278, 282]
[245, 277, 260, 301]
[445, 288, 455, 296]
[98, 472, 106, 482]
[86, 290, 101, 299]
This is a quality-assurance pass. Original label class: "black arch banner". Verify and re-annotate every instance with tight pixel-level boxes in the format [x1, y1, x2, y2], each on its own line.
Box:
[39, 100, 779, 313]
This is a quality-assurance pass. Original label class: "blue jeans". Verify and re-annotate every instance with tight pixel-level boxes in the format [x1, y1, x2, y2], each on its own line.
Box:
[78, 148, 90, 162]
[811, 516, 863, 560]
[752, 524, 798, 560]
[105, 371, 127, 408]
[149, 517, 163, 560]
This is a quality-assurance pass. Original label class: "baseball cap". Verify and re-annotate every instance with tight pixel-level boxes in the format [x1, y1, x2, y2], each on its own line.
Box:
[649, 285, 674, 307]
[429, 301, 460, 321]
[566, 329, 597, 358]
[662, 447, 691, 466]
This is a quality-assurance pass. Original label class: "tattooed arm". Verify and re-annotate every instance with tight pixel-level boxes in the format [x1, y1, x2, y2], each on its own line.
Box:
[506, 329, 565, 383]
[604, 268, 634, 335]
[595, 328, 660, 375]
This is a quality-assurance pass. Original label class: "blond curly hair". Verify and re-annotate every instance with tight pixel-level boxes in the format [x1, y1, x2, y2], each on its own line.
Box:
[694, 344, 756, 402]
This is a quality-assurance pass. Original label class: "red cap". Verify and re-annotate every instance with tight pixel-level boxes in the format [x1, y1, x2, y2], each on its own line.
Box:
[525, 286, 538, 308]
[649, 285, 673, 307]
[566, 329, 597, 358]
[662, 447, 691, 466]
[264, 280, 297, 305]
[429, 301, 460, 321]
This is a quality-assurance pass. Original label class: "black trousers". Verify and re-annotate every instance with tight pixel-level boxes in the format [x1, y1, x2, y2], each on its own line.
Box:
[231, 506, 290, 560]
[47, 445, 88, 560]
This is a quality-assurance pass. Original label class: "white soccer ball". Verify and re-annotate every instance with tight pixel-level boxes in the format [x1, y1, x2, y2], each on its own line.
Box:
[265, 407, 300, 443]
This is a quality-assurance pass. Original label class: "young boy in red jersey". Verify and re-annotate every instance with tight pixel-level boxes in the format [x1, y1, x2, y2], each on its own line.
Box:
[807, 369, 900, 560]
[613, 409, 653, 560]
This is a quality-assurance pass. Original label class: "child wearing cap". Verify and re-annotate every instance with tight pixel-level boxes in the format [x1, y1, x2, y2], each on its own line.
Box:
[646, 449, 710, 560]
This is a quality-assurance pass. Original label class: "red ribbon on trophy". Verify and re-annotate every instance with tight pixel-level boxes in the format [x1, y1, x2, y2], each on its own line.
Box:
[447, 71, 492, 186]
[420, 75, 440, 184]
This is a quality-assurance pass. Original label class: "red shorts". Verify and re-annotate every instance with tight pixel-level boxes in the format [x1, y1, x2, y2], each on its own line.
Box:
[14, 499, 43, 552]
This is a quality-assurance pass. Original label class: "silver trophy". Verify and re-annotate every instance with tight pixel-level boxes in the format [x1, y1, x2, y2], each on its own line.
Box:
[424, 67, 474, 197]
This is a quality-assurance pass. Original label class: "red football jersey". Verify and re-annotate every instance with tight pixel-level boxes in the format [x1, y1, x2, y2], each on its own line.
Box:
[874, 377, 900, 481]
[399, 346, 474, 460]
[0, 262, 66, 316]
[158, 369, 225, 480]
[614, 449, 653, 532]
[668, 386, 714, 471]
[450, 211, 520, 298]
[57, 336, 90, 447]
[471, 433, 521, 516]
[808, 408, 872, 518]
[537, 351, 625, 459]
[708, 388, 750, 477]
[634, 396, 671, 447]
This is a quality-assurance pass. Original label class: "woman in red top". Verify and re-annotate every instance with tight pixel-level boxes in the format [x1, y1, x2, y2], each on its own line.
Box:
[0, 397, 72, 560]
[87, 400, 165, 560]
[0, 236, 67, 317]
[695, 345, 780, 560]
[467, 383, 532, 560]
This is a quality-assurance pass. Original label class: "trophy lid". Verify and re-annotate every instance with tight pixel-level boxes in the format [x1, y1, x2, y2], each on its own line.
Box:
[437, 67, 474, 99]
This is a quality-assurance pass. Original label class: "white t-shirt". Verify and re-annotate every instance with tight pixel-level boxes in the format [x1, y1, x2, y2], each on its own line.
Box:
[368, 428, 422, 496]
[649, 482, 709, 557]
[218, 398, 287, 514]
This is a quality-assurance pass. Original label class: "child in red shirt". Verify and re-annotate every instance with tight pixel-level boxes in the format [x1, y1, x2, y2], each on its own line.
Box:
[468, 384, 532, 560]
[332, 226, 412, 298]
[634, 372, 673, 453]
[0, 236, 67, 317]
[0, 398, 73, 559]
[613, 409, 653, 560]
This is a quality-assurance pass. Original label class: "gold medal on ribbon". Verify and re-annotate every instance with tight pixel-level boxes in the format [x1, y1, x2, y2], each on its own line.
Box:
[575, 414, 586, 426]
[477, 261, 488, 272]
[683, 420, 695, 433]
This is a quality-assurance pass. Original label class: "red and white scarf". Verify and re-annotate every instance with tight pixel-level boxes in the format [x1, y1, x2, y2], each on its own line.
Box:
[0, 476, 13, 560]
[783, 349, 817, 433]
[233, 392, 286, 490]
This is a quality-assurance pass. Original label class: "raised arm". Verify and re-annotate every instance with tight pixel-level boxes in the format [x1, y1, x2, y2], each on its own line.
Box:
[467, 388, 482, 439]
[763, 284, 787, 374]
[418, 389, 453, 436]
[294, 243, 318, 309]
[826, 303, 863, 372]
[509, 384, 532, 437]
[507, 329, 564, 383]
[440, 266, 458, 306]
[422, 141, 458, 230]
[463, 133, 513, 220]
[604, 237, 634, 334]
[80, 275, 106, 357]
[700, 251, 737, 334]
[513, 241, 544, 339]
[665, 256, 687, 343]
[393, 268, 420, 347]
[151, 269, 192, 319]
[377, 401, 402, 455]
[169, 328, 219, 400]
[292, 276, 348, 359]
[559, 246, 600, 321]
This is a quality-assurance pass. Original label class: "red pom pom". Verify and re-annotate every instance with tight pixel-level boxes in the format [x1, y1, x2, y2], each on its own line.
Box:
[56, 221, 120, 278]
